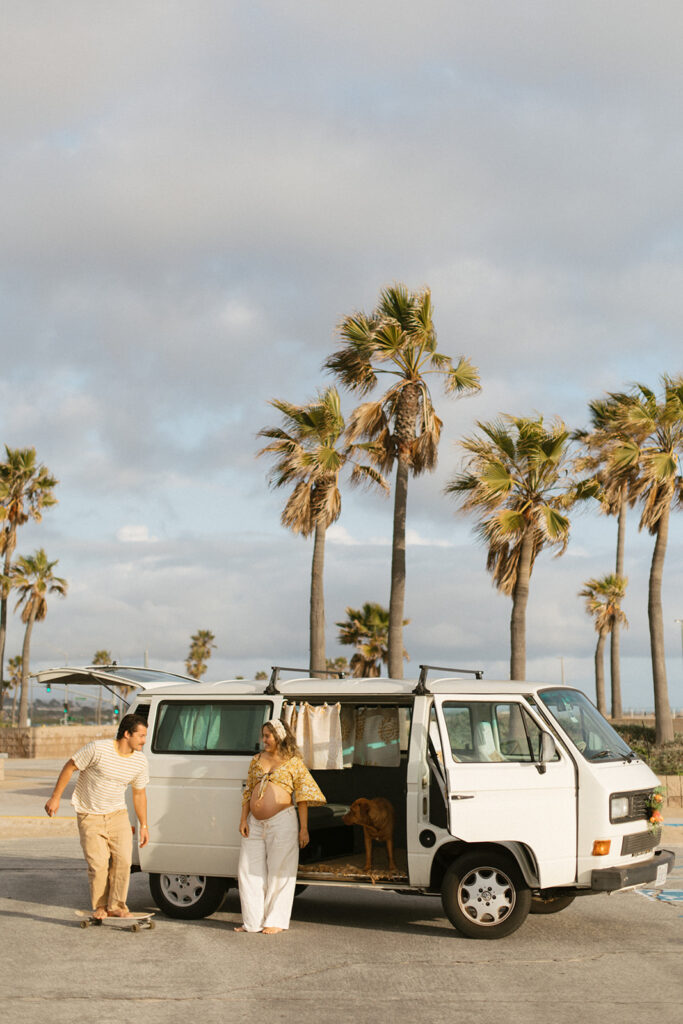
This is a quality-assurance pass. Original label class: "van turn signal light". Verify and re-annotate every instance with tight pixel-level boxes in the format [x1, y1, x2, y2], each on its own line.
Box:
[592, 840, 611, 856]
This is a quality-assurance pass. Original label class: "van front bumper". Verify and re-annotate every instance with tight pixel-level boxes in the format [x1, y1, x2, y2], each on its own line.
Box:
[590, 848, 675, 892]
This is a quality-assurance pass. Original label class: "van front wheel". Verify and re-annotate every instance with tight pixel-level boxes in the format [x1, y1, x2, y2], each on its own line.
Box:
[441, 851, 531, 939]
[149, 873, 228, 919]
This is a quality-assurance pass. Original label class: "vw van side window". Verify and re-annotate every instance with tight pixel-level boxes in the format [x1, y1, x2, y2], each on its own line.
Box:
[441, 702, 558, 763]
[153, 701, 272, 754]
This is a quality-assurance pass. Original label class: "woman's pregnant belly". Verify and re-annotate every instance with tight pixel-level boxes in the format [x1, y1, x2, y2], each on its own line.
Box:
[250, 781, 292, 820]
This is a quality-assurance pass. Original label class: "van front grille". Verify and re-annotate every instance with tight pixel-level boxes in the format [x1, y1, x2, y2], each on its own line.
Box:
[621, 829, 661, 856]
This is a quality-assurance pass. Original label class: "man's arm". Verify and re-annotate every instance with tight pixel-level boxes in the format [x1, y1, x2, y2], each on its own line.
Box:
[44, 759, 77, 817]
[131, 788, 149, 847]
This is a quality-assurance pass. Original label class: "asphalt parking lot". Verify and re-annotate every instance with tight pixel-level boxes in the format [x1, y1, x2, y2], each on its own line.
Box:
[1, 759, 682, 1024]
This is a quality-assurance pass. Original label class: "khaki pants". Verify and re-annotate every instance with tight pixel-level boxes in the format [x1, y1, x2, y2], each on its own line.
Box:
[77, 809, 133, 912]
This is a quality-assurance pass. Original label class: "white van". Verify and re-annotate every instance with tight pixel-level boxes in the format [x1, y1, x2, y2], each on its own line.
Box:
[38, 663, 674, 939]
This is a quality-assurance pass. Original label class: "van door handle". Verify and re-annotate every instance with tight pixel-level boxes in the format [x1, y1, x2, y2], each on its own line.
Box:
[450, 794, 475, 800]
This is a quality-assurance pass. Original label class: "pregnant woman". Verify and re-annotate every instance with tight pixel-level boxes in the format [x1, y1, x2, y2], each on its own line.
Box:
[236, 718, 325, 934]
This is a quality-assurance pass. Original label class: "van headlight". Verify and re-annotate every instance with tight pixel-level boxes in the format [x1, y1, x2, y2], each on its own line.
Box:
[610, 795, 630, 821]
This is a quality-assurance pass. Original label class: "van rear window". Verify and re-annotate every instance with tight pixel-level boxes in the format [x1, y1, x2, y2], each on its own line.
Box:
[152, 701, 272, 754]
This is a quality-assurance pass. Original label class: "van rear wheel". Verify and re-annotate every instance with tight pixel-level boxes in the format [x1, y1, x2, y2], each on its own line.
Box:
[441, 851, 531, 939]
[150, 873, 228, 919]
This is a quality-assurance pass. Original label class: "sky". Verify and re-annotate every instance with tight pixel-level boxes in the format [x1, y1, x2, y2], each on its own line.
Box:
[2, 1, 683, 712]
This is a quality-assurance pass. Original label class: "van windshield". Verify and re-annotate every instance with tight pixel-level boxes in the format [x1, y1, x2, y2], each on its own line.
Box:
[538, 689, 634, 762]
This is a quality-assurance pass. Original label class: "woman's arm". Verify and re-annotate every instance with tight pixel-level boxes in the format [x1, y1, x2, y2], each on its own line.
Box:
[297, 801, 309, 848]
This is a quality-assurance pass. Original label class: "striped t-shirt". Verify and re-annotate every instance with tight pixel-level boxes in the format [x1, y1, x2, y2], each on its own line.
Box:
[71, 740, 149, 814]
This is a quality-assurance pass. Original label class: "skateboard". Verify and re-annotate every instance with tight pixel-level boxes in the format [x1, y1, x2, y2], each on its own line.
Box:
[75, 910, 155, 932]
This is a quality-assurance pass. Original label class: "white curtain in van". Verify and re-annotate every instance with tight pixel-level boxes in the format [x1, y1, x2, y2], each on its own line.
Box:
[353, 707, 400, 767]
[292, 702, 343, 770]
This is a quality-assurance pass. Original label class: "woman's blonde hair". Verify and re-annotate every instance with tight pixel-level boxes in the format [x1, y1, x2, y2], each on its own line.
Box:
[262, 719, 300, 759]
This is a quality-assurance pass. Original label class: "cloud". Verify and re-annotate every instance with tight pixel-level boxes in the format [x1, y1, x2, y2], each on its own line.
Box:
[2, 3, 682, 710]
[116, 525, 157, 544]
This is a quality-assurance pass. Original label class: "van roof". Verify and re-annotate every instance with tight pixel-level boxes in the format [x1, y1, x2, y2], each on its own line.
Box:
[33, 666, 569, 699]
[133, 677, 565, 699]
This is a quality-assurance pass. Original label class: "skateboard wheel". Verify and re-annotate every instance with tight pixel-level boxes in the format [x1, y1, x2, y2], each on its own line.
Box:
[148, 921, 155, 930]
[80, 920, 89, 929]
[131, 924, 140, 933]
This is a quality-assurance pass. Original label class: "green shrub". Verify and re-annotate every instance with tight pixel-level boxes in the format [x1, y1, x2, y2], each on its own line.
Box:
[613, 723, 683, 775]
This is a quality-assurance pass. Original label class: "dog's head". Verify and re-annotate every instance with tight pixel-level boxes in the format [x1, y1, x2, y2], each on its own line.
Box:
[342, 798, 372, 826]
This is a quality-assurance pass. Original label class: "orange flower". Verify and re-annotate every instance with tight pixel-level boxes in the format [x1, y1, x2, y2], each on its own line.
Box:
[649, 811, 663, 825]
[652, 792, 663, 804]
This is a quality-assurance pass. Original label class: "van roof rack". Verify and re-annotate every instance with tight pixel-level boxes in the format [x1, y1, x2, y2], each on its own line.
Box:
[265, 665, 347, 695]
[414, 663, 484, 695]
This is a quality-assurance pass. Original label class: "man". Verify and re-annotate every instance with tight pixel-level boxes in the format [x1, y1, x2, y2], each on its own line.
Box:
[45, 712, 150, 919]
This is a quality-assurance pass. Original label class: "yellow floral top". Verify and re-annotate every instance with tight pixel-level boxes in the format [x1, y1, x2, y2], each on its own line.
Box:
[242, 754, 326, 807]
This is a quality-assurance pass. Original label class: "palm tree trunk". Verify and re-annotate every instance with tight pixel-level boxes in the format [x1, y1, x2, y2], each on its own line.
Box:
[509, 527, 534, 680]
[11, 685, 18, 725]
[648, 505, 674, 744]
[610, 498, 626, 719]
[594, 631, 607, 715]
[18, 609, 37, 728]
[0, 542, 13, 690]
[309, 521, 326, 678]
[388, 458, 409, 678]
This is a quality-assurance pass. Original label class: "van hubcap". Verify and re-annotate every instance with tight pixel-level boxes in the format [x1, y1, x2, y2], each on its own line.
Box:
[458, 867, 515, 925]
[159, 874, 207, 907]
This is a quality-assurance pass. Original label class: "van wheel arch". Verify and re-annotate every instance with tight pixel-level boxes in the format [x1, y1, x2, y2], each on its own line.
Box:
[429, 841, 535, 893]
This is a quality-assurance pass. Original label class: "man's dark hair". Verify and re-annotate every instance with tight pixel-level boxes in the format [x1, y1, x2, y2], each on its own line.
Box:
[116, 713, 148, 741]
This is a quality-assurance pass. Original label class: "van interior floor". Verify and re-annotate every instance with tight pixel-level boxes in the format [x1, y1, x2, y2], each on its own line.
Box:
[297, 849, 408, 883]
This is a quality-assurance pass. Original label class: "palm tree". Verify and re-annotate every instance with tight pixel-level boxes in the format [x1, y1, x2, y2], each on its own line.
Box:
[336, 602, 408, 677]
[447, 415, 575, 680]
[11, 549, 67, 727]
[258, 386, 387, 676]
[7, 655, 22, 725]
[579, 575, 629, 716]
[603, 377, 683, 744]
[92, 649, 113, 724]
[326, 283, 480, 677]
[0, 448, 58, 692]
[185, 629, 216, 680]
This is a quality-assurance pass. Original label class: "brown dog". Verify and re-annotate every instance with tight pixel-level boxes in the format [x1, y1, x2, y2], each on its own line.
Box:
[343, 797, 397, 874]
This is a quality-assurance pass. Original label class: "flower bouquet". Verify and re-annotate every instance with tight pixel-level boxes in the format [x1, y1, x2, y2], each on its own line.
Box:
[646, 787, 665, 833]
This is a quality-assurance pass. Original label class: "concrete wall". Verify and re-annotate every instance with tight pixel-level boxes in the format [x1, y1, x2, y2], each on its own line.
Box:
[0, 725, 116, 758]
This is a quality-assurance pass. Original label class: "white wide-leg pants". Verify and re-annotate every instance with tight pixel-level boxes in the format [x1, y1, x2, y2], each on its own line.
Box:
[238, 806, 299, 931]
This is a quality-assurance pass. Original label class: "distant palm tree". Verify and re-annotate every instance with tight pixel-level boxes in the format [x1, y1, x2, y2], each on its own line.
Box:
[579, 575, 629, 716]
[325, 656, 348, 676]
[337, 601, 407, 677]
[258, 386, 387, 676]
[7, 655, 22, 725]
[11, 550, 67, 727]
[603, 377, 683, 744]
[447, 415, 575, 680]
[92, 649, 113, 724]
[185, 629, 216, 680]
[326, 283, 480, 676]
[0, 448, 58, 692]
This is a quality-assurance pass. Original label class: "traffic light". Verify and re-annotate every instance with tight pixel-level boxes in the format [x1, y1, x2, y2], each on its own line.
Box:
[113, 706, 120, 717]
[63, 703, 68, 714]
[46, 683, 51, 693]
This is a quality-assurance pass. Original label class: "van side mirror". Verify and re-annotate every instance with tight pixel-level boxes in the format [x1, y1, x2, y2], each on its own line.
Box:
[535, 733, 556, 773]
[540, 733, 556, 763]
